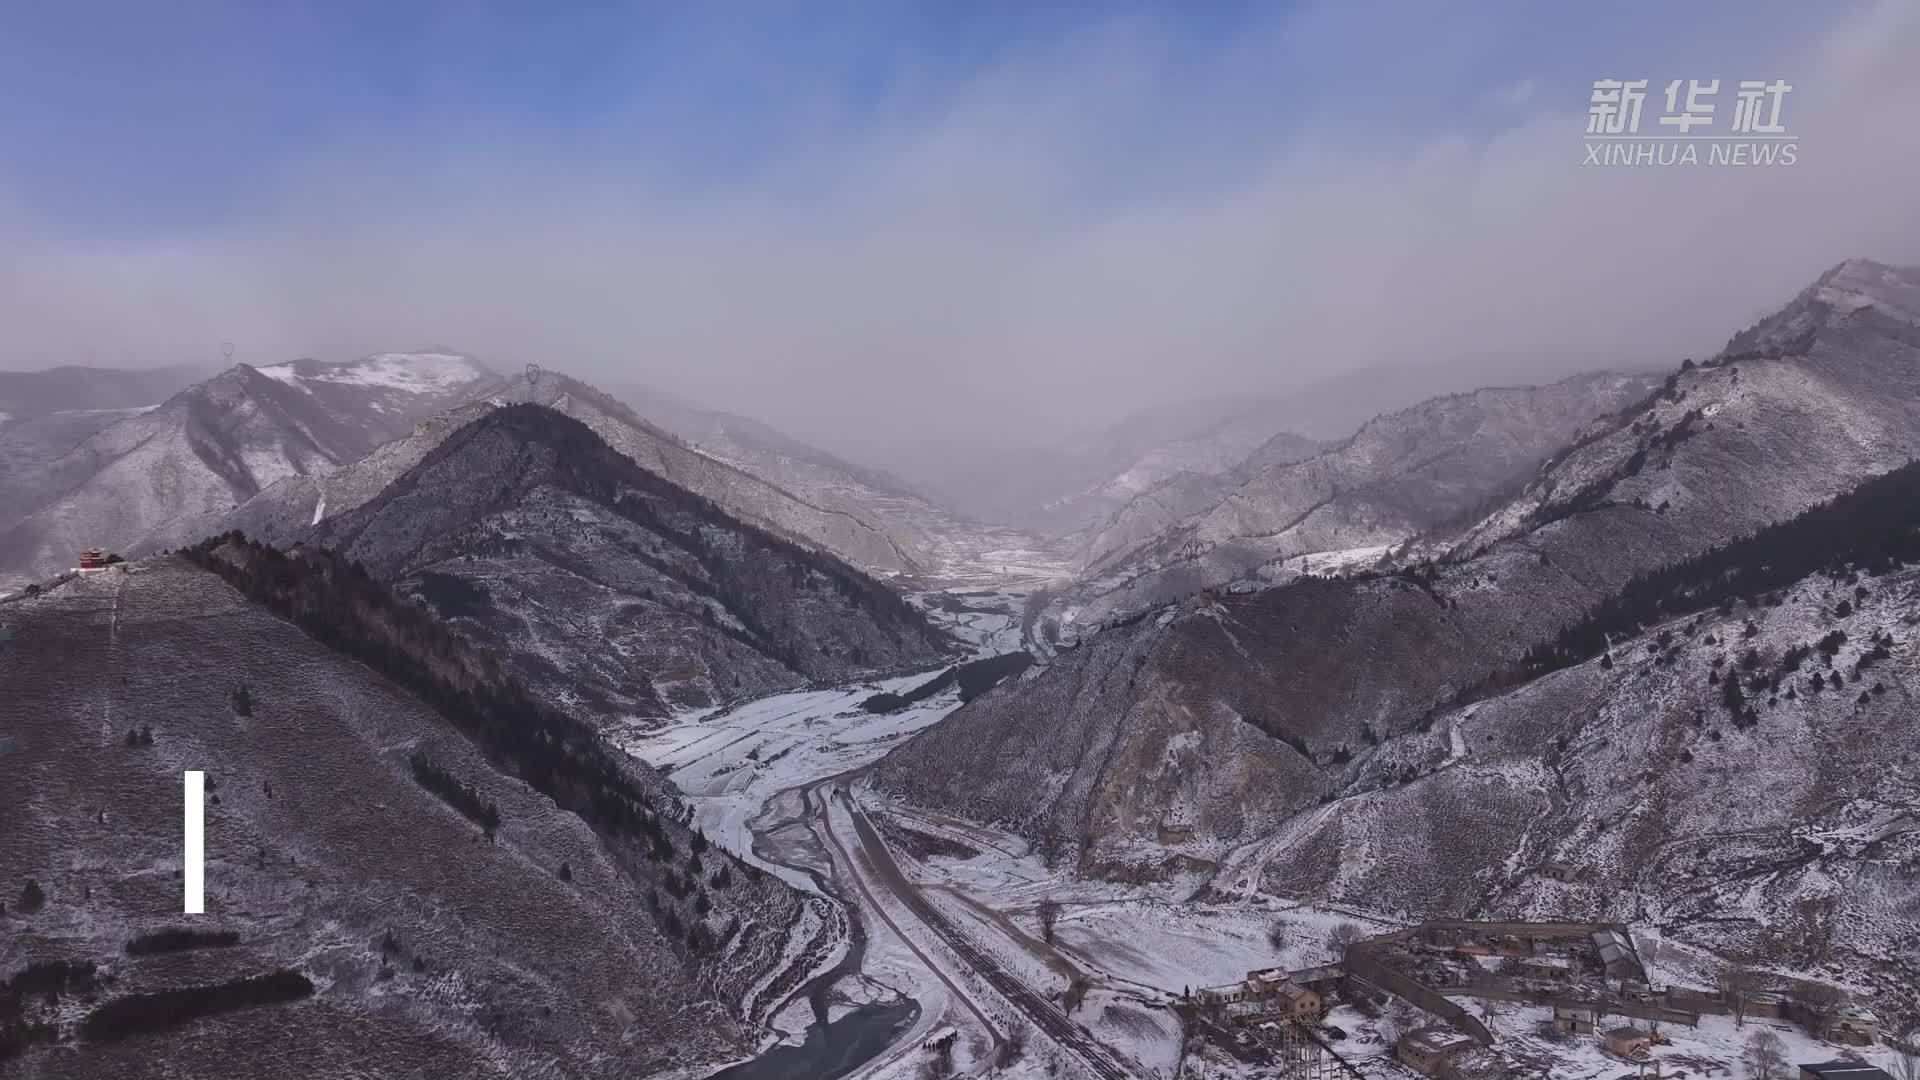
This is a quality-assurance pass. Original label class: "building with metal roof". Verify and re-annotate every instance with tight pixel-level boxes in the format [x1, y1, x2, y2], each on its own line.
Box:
[1589, 928, 1643, 980]
[1797, 1063, 1894, 1080]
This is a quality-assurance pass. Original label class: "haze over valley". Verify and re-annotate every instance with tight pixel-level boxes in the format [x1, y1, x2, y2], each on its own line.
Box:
[5, 5, 1920, 1080]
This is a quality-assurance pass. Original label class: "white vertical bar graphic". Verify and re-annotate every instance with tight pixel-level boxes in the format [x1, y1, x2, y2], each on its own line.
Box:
[184, 770, 205, 914]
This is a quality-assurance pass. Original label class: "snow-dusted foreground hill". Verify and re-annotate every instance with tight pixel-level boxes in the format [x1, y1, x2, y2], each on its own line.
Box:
[1248, 564, 1919, 1010]
[0, 556, 818, 1078]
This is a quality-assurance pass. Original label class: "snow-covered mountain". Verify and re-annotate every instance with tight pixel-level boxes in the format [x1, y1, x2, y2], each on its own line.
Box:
[1025, 402, 1324, 541]
[910, 355, 1654, 538]
[0, 353, 495, 587]
[1051, 372, 1660, 629]
[1247, 464, 1920, 1015]
[871, 259, 1920, 892]
[308, 403, 957, 723]
[0, 363, 212, 564]
[214, 366, 1070, 592]
[484, 370, 938, 576]
[611, 380, 934, 508]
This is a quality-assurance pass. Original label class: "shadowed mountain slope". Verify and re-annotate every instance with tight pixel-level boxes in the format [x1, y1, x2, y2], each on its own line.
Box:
[308, 404, 956, 722]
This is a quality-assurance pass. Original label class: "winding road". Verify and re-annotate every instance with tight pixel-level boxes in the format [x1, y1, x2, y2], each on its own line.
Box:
[825, 785, 1138, 1080]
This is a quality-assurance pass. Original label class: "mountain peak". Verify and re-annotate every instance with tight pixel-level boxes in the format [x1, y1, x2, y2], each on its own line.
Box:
[1810, 256, 1920, 322]
[1720, 257, 1920, 363]
[254, 350, 494, 395]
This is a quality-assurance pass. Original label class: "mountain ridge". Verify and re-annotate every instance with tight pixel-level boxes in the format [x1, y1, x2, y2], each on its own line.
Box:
[0, 354, 498, 588]
[308, 403, 957, 722]
[870, 258, 1920, 885]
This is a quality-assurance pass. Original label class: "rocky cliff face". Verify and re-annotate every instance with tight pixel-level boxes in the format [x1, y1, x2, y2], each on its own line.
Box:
[872, 259, 1920, 888]
[309, 404, 956, 724]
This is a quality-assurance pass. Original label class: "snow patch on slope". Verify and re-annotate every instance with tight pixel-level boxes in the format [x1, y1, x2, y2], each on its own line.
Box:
[256, 352, 489, 395]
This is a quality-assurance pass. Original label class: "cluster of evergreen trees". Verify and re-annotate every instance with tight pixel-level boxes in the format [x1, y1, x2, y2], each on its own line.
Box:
[1515, 458, 1920, 680]
[407, 753, 502, 840]
[78, 970, 312, 1043]
[861, 651, 1034, 713]
[1, 960, 100, 1059]
[181, 531, 749, 966]
[183, 533, 674, 851]
[125, 928, 241, 956]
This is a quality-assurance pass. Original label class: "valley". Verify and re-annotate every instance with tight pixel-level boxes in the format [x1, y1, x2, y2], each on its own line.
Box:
[7, 261, 1920, 1080]
[11, 10, 1920, 1078]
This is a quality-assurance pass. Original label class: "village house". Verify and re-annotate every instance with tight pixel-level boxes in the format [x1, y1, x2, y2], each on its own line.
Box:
[1270, 981, 1323, 1021]
[1590, 929, 1644, 981]
[1287, 964, 1345, 990]
[1516, 955, 1574, 983]
[1397, 1026, 1475, 1076]
[1196, 968, 1326, 1015]
[1542, 861, 1581, 883]
[1553, 1002, 1600, 1034]
[1814, 1005, 1879, 1047]
[1602, 1025, 1656, 1061]
[1663, 986, 1726, 1012]
[1245, 967, 1292, 995]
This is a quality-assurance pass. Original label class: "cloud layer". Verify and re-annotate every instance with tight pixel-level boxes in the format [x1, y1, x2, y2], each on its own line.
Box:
[2, 2, 1917, 474]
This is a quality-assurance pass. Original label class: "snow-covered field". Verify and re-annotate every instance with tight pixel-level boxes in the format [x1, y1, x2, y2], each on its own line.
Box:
[911, 588, 1027, 655]
[621, 673, 966, 889]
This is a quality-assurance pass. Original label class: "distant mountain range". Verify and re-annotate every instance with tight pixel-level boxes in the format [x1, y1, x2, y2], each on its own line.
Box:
[906, 353, 1665, 534]
[871, 258, 1920, 1002]
[1051, 370, 1661, 631]
[0, 362, 211, 419]
[0, 353, 495, 588]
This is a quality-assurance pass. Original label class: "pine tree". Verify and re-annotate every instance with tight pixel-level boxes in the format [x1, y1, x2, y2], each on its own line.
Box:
[1722, 672, 1747, 716]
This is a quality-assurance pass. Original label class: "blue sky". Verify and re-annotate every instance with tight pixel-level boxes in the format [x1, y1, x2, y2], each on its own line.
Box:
[0, 1, 1845, 236]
